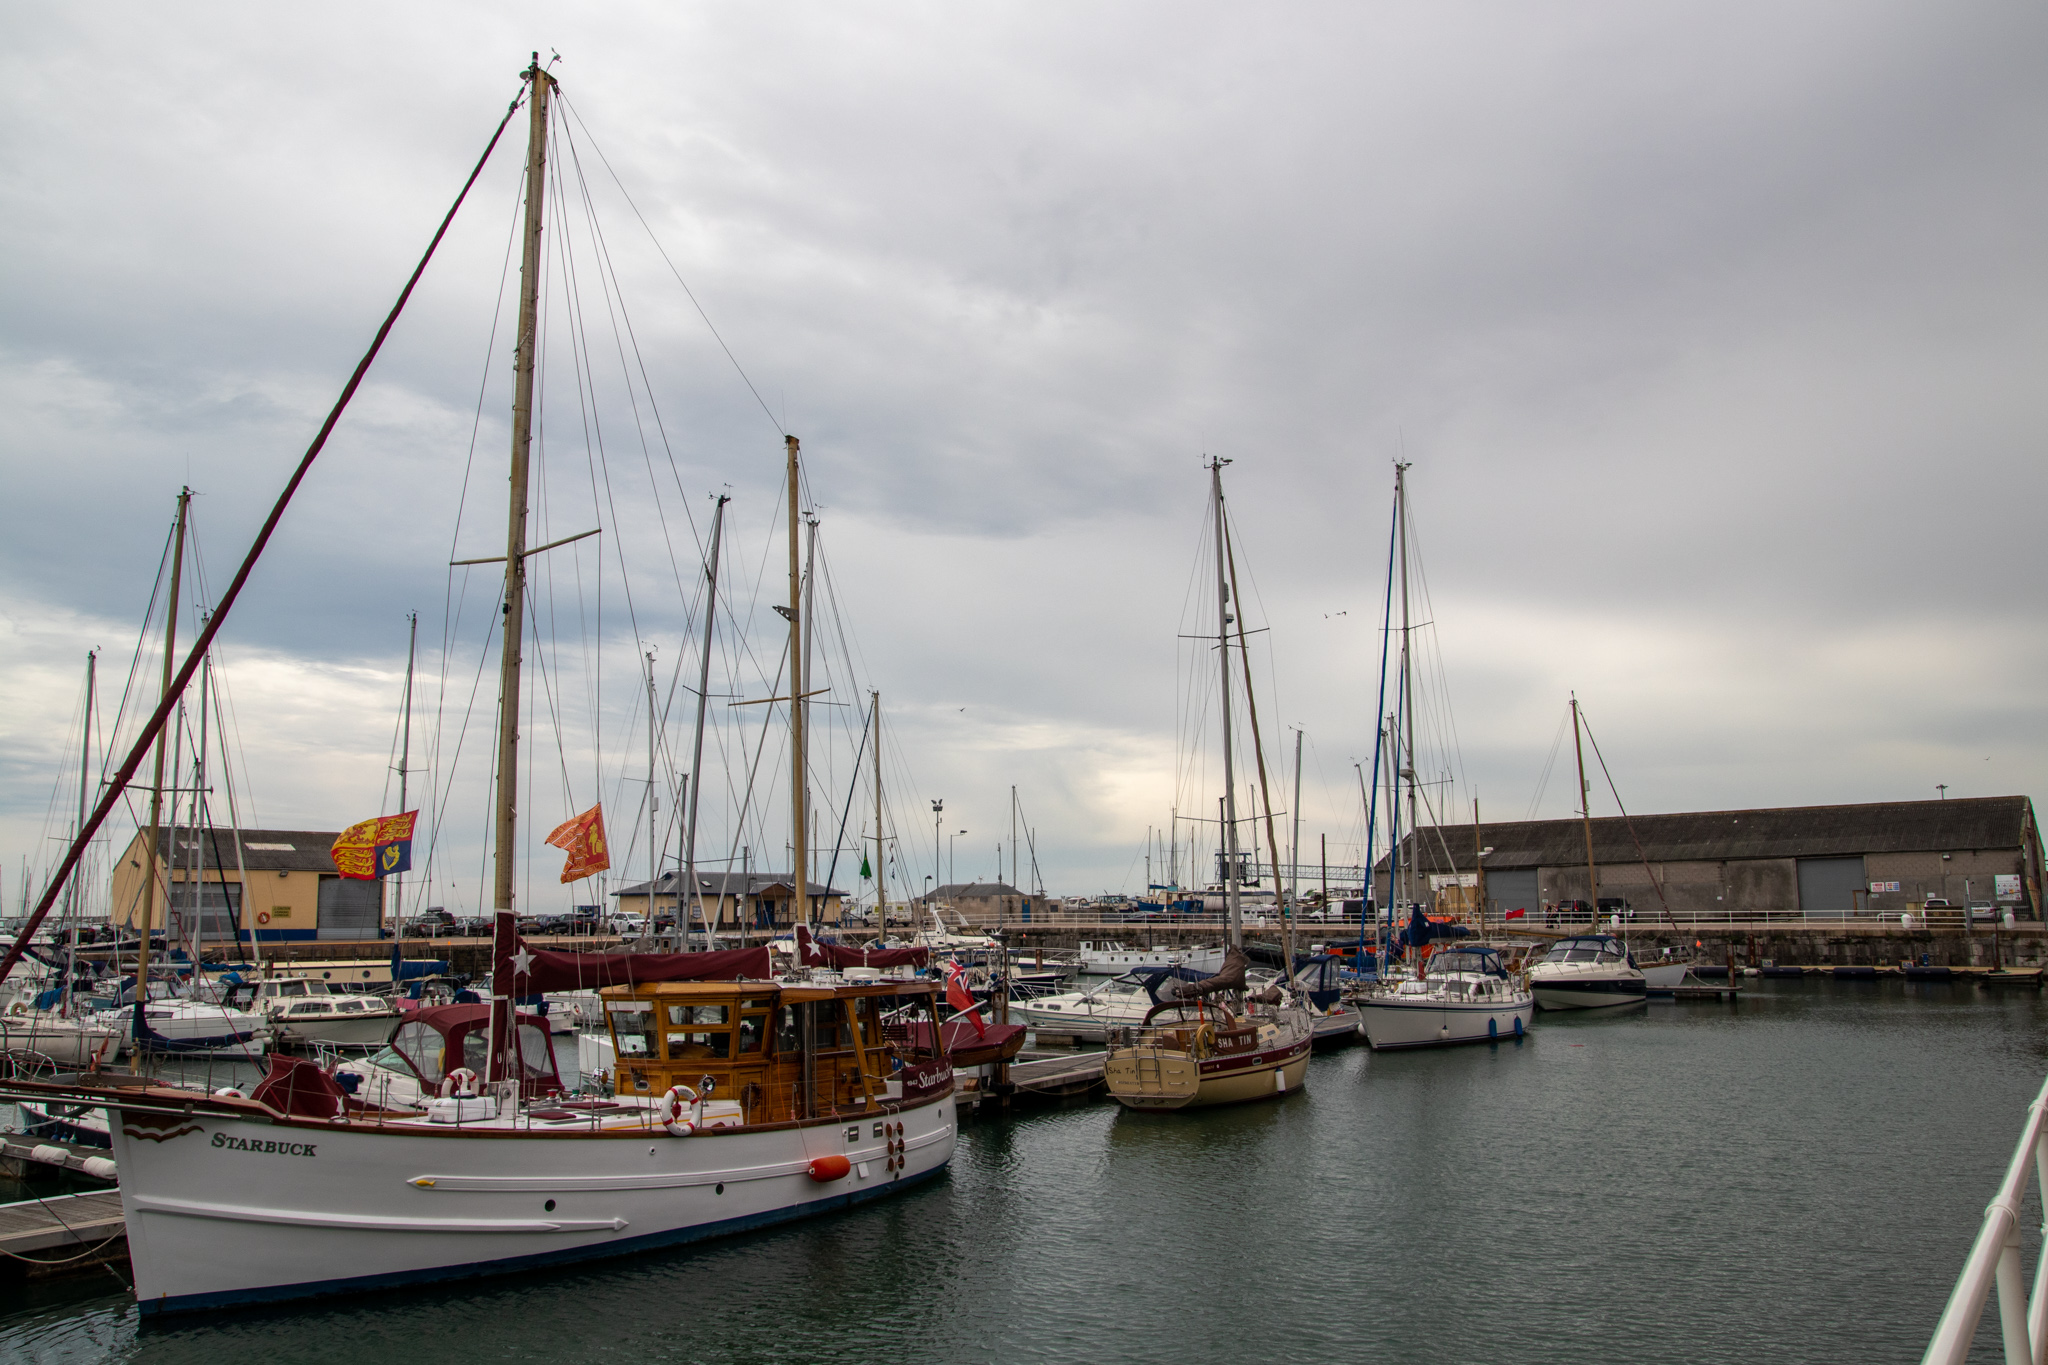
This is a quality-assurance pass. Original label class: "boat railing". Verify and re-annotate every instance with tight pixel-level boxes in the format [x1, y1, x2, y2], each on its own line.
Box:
[1923, 1071, 2048, 1364]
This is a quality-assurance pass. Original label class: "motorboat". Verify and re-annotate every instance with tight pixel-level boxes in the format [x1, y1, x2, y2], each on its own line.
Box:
[1528, 934, 1648, 1011]
[1352, 943, 1535, 1049]
[87, 994, 267, 1055]
[241, 978, 402, 1048]
[1010, 965, 1282, 1042]
[1077, 940, 1228, 975]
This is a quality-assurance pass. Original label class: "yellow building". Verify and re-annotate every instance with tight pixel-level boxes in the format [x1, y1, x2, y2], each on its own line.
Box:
[613, 871, 846, 930]
[111, 826, 382, 943]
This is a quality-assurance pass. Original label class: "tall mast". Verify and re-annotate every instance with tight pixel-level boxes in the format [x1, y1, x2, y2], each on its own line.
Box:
[134, 487, 190, 1036]
[62, 651, 96, 1015]
[1011, 785, 1018, 892]
[1473, 796, 1486, 925]
[1222, 507, 1292, 978]
[786, 434, 807, 926]
[646, 649, 658, 935]
[1209, 458, 1241, 949]
[683, 495, 728, 948]
[1572, 694, 1599, 927]
[393, 612, 416, 938]
[1395, 462, 1415, 914]
[491, 55, 552, 919]
[872, 690, 887, 924]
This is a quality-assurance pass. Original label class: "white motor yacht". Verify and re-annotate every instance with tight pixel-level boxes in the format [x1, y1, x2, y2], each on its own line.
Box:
[88, 994, 267, 1055]
[1353, 943, 1534, 1049]
[1077, 941, 1228, 975]
[1529, 934, 1648, 1011]
[250, 979, 402, 1047]
[1011, 966, 1279, 1042]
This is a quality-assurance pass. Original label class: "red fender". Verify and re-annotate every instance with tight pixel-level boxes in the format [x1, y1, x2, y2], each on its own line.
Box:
[807, 1155, 852, 1182]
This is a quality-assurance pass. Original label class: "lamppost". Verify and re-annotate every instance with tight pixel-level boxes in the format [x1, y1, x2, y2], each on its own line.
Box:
[931, 799, 943, 905]
[950, 830, 968, 890]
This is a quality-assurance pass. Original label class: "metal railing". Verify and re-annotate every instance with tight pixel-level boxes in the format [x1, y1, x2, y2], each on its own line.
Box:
[1924, 1072, 2048, 1364]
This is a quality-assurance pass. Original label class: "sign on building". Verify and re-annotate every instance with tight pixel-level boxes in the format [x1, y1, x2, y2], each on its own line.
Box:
[1869, 880, 1901, 894]
[1996, 874, 2023, 902]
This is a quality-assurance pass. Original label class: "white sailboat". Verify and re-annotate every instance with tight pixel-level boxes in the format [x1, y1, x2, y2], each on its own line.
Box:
[0, 59, 956, 1315]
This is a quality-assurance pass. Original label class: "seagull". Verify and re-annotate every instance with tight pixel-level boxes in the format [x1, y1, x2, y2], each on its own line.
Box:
[1324, 611, 1348, 619]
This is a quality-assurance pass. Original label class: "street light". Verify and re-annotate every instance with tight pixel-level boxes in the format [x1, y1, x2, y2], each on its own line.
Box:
[950, 830, 968, 889]
[931, 799, 944, 903]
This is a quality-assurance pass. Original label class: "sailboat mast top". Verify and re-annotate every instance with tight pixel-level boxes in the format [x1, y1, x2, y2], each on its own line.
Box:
[873, 690, 887, 920]
[684, 495, 728, 948]
[1395, 461, 1415, 913]
[491, 57, 553, 916]
[786, 434, 808, 926]
[1572, 694, 1599, 925]
[1209, 457, 1241, 949]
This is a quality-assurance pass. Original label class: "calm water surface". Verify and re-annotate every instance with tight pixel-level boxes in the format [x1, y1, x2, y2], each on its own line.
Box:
[3, 979, 2041, 1363]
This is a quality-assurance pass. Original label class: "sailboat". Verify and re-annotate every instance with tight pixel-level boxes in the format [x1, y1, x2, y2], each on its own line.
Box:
[1350, 463, 1534, 1049]
[1101, 459, 1312, 1110]
[1527, 696, 1648, 1011]
[0, 59, 956, 1314]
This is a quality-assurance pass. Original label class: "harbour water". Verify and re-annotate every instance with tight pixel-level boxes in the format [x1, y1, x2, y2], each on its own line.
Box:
[4, 978, 2041, 1363]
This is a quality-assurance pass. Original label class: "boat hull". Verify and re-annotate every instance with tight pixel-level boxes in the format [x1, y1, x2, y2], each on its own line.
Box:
[1103, 1010, 1313, 1111]
[1531, 976, 1648, 1011]
[104, 1088, 957, 1314]
[1356, 995, 1534, 1049]
[0, 1017, 122, 1067]
[1310, 1007, 1364, 1049]
[269, 1014, 400, 1048]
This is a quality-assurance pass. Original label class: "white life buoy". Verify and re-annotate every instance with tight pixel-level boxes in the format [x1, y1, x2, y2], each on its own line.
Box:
[257, 911, 271, 925]
[658, 1084, 700, 1136]
[440, 1067, 480, 1098]
[5, 1001, 27, 1017]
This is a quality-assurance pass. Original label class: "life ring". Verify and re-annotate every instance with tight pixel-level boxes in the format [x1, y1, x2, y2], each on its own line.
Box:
[658, 1084, 700, 1136]
[4, 1001, 27, 1017]
[440, 1067, 480, 1098]
[257, 911, 271, 925]
[1190, 1022, 1215, 1059]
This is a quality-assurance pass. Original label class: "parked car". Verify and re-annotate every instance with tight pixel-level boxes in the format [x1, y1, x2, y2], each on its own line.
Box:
[405, 910, 454, 938]
[452, 915, 495, 936]
[1969, 902, 2000, 922]
[1597, 896, 1633, 921]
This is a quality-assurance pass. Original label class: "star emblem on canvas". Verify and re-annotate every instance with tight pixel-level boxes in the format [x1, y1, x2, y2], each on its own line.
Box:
[509, 947, 535, 976]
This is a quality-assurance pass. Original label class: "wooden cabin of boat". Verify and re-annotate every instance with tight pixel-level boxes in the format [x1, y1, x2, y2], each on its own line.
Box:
[598, 978, 952, 1125]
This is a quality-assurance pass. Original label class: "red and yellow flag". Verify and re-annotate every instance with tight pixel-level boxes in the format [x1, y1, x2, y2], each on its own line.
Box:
[330, 811, 418, 881]
[545, 805, 611, 884]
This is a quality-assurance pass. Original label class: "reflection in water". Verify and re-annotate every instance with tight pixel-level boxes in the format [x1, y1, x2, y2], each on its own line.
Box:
[2, 979, 2040, 1364]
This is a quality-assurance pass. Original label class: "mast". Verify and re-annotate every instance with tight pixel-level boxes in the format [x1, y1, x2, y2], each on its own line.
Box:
[134, 487, 190, 1038]
[646, 649, 658, 937]
[1395, 461, 1415, 916]
[684, 494, 728, 948]
[1209, 458, 1242, 950]
[1473, 796, 1486, 927]
[491, 55, 552, 919]
[1572, 694, 1599, 928]
[1221, 501, 1293, 979]
[61, 651, 96, 1016]
[1291, 729, 1304, 916]
[786, 435, 807, 927]
[873, 690, 887, 925]
[394, 612, 416, 939]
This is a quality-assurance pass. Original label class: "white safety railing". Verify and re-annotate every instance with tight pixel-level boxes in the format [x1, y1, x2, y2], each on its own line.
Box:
[1924, 1072, 2048, 1364]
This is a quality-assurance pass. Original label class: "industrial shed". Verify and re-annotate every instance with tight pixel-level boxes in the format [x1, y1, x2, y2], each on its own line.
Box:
[1373, 796, 2045, 920]
[110, 826, 374, 942]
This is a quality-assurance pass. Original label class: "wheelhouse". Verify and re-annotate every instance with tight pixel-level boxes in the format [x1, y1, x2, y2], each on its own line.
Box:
[600, 978, 951, 1125]
[1541, 935, 1634, 967]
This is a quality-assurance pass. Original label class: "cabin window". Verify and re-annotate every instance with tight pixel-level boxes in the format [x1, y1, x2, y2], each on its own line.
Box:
[667, 1004, 729, 1027]
[811, 1002, 852, 1050]
[667, 1028, 731, 1060]
[608, 1002, 658, 1058]
[737, 1012, 769, 1054]
[775, 1006, 801, 1055]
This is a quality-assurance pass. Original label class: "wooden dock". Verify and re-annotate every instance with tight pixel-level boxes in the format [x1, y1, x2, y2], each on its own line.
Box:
[0, 1191, 127, 1275]
[1007, 1050, 1107, 1103]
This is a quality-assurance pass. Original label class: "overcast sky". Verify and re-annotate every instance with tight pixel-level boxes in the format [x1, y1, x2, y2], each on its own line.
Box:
[3, 2, 2043, 917]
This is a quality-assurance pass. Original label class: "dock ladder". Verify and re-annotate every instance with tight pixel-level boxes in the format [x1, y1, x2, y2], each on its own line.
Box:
[1924, 1071, 2048, 1364]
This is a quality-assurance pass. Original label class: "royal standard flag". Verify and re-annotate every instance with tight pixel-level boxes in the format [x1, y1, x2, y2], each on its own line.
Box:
[331, 811, 418, 881]
[545, 804, 611, 884]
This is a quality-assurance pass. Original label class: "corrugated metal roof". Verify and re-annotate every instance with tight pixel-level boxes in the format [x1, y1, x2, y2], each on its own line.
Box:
[1378, 796, 2035, 874]
[142, 827, 345, 874]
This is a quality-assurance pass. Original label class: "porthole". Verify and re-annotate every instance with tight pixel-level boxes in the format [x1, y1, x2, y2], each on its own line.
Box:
[544, 1199, 556, 1212]
[715, 1183, 725, 1195]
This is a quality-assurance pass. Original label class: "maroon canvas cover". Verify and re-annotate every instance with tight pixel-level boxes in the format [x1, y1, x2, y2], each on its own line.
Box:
[490, 911, 771, 995]
[794, 923, 930, 970]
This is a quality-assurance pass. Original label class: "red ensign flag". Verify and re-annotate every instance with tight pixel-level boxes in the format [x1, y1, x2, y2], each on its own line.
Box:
[945, 961, 986, 1038]
[545, 805, 611, 884]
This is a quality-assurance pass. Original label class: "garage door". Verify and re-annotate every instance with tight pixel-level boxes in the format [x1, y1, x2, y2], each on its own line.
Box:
[1797, 856, 1867, 914]
[165, 882, 242, 942]
[1486, 869, 1539, 918]
[318, 875, 383, 940]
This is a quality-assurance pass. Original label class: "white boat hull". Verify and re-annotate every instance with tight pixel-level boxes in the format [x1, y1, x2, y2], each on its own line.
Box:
[108, 1088, 957, 1313]
[1076, 945, 1227, 975]
[270, 1013, 399, 1048]
[1532, 982, 1648, 1011]
[0, 1016, 122, 1066]
[1356, 994, 1534, 1049]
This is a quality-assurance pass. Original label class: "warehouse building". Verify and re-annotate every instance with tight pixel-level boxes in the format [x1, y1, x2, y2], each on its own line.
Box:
[110, 826, 377, 942]
[1373, 796, 2045, 920]
[613, 871, 846, 929]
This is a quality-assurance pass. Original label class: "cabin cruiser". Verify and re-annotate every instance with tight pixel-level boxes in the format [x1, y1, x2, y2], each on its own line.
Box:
[1078, 941, 1228, 975]
[1528, 934, 1648, 1010]
[1010, 965, 1282, 1042]
[243, 978, 402, 1048]
[1352, 943, 1535, 1049]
